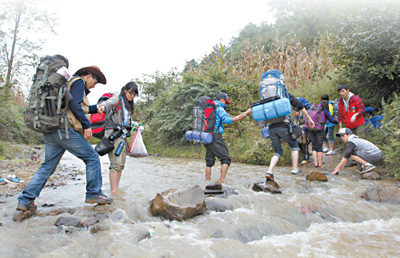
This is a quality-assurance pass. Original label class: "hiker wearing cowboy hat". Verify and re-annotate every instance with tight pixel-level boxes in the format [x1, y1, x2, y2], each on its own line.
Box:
[17, 66, 113, 211]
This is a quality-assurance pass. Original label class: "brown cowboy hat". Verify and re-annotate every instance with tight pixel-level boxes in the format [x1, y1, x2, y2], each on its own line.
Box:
[75, 66, 107, 84]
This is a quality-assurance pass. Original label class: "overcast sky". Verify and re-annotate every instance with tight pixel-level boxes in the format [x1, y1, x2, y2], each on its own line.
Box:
[39, 0, 274, 103]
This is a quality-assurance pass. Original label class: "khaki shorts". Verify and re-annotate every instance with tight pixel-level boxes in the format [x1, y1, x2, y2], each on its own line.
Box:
[108, 137, 126, 173]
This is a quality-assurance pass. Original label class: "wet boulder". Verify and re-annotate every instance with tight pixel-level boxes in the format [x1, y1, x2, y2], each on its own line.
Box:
[137, 228, 151, 242]
[204, 186, 239, 198]
[205, 182, 222, 190]
[90, 224, 109, 234]
[54, 214, 82, 228]
[13, 210, 36, 222]
[306, 171, 328, 182]
[205, 199, 233, 212]
[149, 185, 206, 221]
[361, 171, 380, 180]
[252, 180, 281, 194]
[361, 185, 400, 204]
[81, 217, 100, 228]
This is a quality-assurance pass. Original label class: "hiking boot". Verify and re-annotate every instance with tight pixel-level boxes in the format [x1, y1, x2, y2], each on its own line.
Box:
[326, 150, 336, 155]
[360, 164, 376, 174]
[265, 172, 274, 181]
[356, 164, 365, 173]
[85, 195, 113, 204]
[16, 202, 37, 211]
[290, 169, 303, 175]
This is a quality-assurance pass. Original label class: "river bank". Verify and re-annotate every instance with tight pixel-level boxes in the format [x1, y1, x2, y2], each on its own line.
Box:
[0, 145, 87, 197]
[0, 149, 399, 257]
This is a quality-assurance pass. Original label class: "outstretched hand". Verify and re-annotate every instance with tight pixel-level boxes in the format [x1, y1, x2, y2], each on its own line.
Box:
[98, 105, 105, 115]
[331, 167, 340, 175]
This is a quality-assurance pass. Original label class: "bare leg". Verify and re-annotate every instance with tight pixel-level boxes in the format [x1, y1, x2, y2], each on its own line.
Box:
[330, 142, 335, 151]
[313, 151, 318, 166]
[219, 164, 229, 183]
[109, 171, 122, 194]
[268, 155, 280, 173]
[350, 155, 368, 166]
[318, 152, 323, 166]
[291, 150, 299, 170]
[205, 167, 212, 181]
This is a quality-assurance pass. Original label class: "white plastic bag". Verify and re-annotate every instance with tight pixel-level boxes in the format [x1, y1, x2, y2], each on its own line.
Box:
[128, 130, 148, 157]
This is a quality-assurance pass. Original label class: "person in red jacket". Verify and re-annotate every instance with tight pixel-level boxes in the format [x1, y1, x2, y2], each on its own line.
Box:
[337, 84, 366, 138]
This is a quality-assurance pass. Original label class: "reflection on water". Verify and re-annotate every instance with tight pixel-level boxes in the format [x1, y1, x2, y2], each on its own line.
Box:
[1, 153, 400, 257]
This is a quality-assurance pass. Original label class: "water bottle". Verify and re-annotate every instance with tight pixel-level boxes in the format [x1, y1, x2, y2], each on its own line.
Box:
[115, 141, 124, 156]
[185, 131, 213, 144]
[261, 126, 270, 138]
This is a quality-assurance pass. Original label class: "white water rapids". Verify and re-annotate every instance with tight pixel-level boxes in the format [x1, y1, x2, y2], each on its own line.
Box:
[1, 151, 400, 257]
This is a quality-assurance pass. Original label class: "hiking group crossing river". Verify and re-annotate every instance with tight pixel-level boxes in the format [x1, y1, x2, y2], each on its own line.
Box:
[1, 151, 400, 257]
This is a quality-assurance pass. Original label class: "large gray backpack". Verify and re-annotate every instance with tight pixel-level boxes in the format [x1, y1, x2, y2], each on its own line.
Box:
[24, 55, 71, 134]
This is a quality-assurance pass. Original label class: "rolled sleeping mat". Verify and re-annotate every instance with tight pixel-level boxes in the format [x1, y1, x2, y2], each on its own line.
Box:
[185, 131, 213, 144]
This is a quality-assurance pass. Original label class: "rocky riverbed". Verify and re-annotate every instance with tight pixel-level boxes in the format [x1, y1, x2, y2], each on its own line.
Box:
[0, 145, 85, 197]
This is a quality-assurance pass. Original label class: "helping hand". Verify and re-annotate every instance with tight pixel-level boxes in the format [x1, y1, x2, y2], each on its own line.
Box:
[97, 105, 105, 115]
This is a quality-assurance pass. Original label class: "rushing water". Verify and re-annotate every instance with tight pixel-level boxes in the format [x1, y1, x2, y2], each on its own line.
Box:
[1, 151, 400, 258]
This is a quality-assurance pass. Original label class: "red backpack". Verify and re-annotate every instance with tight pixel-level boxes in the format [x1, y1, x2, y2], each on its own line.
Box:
[90, 93, 113, 139]
[192, 96, 217, 134]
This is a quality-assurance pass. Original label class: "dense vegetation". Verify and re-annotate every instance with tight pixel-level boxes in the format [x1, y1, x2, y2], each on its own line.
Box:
[1, 0, 400, 176]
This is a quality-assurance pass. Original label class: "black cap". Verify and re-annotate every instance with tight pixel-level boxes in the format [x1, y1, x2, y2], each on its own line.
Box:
[216, 92, 231, 104]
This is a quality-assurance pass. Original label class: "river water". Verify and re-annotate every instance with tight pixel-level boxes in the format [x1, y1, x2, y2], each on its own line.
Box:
[1, 152, 400, 258]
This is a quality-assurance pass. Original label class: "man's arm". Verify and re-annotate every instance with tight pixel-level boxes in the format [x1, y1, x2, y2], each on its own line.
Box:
[332, 157, 348, 174]
[69, 80, 91, 129]
[301, 108, 315, 128]
[233, 108, 251, 122]
[69, 80, 93, 140]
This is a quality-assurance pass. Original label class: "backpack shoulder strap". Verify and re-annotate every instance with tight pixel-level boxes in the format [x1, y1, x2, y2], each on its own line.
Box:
[67, 76, 84, 91]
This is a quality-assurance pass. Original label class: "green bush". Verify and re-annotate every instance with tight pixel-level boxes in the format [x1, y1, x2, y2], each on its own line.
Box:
[0, 94, 43, 145]
[369, 93, 400, 178]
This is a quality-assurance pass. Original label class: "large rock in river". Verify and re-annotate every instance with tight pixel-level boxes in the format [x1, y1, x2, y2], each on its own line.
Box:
[149, 185, 206, 221]
[306, 171, 328, 182]
[361, 185, 400, 204]
[252, 179, 281, 194]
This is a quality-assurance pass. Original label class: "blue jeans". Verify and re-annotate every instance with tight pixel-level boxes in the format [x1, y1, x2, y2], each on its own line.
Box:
[269, 126, 300, 158]
[323, 126, 335, 144]
[18, 129, 103, 205]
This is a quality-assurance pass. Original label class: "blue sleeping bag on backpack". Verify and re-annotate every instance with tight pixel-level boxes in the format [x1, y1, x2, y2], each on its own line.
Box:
[251, 70, 292, 123]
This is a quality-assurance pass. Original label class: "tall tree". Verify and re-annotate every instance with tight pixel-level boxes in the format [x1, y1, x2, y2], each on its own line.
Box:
[0, 0, 57, 95]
